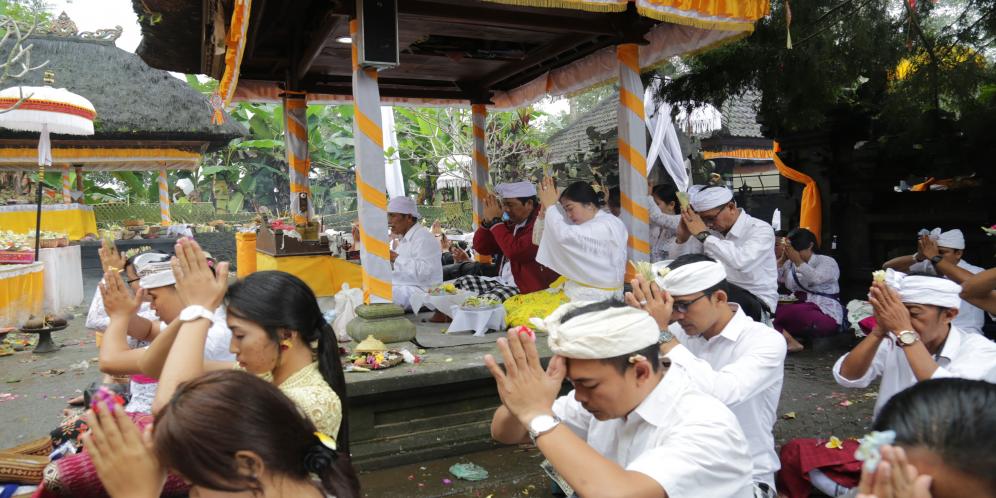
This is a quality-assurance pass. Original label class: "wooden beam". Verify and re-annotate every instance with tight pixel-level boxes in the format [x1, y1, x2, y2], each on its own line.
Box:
[295, 11, 345, 81]
[400, 0, 619, 36]
[244, 0, 268, 61]
[471, 32, 592, 90]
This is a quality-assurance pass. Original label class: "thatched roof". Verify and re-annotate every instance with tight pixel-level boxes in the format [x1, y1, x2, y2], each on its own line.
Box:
[0, 14, 245, 147]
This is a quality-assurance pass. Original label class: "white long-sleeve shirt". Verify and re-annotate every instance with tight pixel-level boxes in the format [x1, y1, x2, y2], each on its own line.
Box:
[392, 223, 443, 288]
[908, 258, 986, 334]
[666, 305, 787, 486]
[552, 365, 755, 498]
[833, 325, 996, 417]
[647, 196, 681, 262]
[777, 254, 843, 324]
[674, 209, 779, 311]
[536, 207, 628, 292]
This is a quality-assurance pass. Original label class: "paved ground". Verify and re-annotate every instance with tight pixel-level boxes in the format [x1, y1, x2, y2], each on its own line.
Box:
[0, 278, 878, 496]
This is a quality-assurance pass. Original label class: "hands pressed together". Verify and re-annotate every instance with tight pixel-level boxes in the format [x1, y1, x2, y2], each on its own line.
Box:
[171, 238, 229, 310]
[538, 177, 559, 208]
[868, 281, 914, 336]
[99, 269, 143, 320]
[856, 445, 932, 498]
[85, 403, 166, 498]
[624, 276, 674, 331]
[484, 328, 566, 427]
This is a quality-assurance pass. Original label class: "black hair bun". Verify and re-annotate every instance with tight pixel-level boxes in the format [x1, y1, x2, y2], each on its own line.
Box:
[303, 444, 338, 473]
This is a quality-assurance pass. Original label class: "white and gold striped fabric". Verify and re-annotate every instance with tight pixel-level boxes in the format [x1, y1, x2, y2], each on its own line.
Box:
[61, 164, 71, 203]
[158, 166, 171, 225]
[616, 44, 650, 278]
[283, 91, 312, 225]
[351, 19, 393, 303]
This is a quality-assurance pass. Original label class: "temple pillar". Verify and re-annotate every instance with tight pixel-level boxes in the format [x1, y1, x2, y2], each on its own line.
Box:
[616, 43, 650, 278]
[158, 165, 171, 225]
[283, 91, 312, 225]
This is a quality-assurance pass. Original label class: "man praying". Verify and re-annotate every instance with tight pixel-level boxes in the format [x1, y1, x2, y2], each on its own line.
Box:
[627, 255, 786, 494]
[487, 301, 755, 498]
[673, 185, 778, 320]
[387, 196, 443, 310]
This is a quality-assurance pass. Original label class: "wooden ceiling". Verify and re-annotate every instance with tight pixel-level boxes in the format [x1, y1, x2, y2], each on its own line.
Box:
[169, 0, 660, 102]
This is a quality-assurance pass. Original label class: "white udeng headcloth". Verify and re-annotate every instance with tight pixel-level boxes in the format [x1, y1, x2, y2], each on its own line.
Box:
[882, 269, 961, 310]
[531, 302, 660, 359]
[655, 260, 727, 296]
[922, 227, 965, 250]
[495, 181, 536, 198]
[387, 196, 420, 218]
[689, 184, 734, 211]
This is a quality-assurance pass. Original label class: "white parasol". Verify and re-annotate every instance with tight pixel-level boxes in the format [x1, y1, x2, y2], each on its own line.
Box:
[0, 77, 96, 260]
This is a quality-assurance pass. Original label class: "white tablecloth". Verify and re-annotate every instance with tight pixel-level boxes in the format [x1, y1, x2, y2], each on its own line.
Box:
[446, 305, 506, 337]
[39, 245, 84, 312]
[408, 288, 474, 318]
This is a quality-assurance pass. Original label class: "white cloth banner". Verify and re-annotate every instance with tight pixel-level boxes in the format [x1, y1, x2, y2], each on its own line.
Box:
[408, 287, 474, 318]
[39, 245, 84, 312]
[643, 80, 688, 192]
[446, 305, 506, 337]
[381, 106, 405, 198]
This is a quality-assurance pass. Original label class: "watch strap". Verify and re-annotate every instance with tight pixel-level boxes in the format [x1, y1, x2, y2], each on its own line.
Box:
[695, 231, 710, 243]
[930, 255, 943, 265]
[527, 414, 561, 443]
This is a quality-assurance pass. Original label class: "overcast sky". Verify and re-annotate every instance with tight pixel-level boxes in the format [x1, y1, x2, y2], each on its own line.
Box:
[49, 0, 142, 53]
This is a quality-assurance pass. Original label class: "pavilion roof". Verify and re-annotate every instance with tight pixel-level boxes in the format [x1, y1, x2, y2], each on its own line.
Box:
[132, 0, 768, 108]
[0, 13, 246, 171]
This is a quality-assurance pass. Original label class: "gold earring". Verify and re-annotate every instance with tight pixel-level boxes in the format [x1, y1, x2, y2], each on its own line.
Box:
[280, 339, 292, 351]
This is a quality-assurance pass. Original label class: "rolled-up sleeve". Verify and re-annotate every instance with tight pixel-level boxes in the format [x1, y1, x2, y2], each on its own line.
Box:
[832, 341, 889, 388]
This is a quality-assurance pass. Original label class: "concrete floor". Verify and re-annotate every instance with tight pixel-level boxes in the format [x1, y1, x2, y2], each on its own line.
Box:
[0, 273, 877, 497]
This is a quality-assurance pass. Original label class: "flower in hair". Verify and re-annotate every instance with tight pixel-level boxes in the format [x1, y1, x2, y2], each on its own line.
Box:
[853, 430, 896, 472]
[303, 432, 338, 474]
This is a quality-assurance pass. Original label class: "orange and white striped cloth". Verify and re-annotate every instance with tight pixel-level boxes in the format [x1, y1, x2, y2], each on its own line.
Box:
[283, 92, 312, 225]
[61, 164, 71, 203]
[351, 20, 392, 303]
[616, 44, 650, 277]
[158, 166, 171, 225]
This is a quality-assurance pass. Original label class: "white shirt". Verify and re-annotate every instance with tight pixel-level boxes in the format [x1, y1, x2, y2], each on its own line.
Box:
[666, 305, 787, 486]
[392, 223, 443, 288]
[675, 209, 779, 311]
[647, 196, 681, 262]
[537, 206, 628, 291]
[778, 254, 844, 324]
[552, 366, 754, 498]
[833, 325, 996, 417]
[498, 219, 529, 288]
[908, 258, 986, 334]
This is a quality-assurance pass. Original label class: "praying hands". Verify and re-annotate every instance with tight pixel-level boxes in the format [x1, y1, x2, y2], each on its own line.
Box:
[484, 329, 566, 427]
[856, 445, 932, 498]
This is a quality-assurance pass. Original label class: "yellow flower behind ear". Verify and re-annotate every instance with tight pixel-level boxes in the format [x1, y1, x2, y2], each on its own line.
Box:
[314, 431, 337, 450]
[825, 436, 844, 450]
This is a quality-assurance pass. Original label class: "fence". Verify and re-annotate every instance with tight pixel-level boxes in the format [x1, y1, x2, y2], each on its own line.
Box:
[94, 201, 475, 232]
[93, 203, 255, 226]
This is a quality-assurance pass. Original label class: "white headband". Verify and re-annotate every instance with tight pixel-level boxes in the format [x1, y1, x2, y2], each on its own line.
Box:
[689, 185, 733, 212]
[387, 196, 420, 218]
[883, 269, 961, 309]
[922, 227, 965, 250]
[495, 181, 536, 198]
[656, 260, 727, 296]
[531, 303, 660, 360]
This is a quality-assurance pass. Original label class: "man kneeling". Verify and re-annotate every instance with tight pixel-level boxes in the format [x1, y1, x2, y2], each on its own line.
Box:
[486, 301, 755, 498]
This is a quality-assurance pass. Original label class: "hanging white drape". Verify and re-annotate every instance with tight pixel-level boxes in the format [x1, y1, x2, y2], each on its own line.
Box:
[644, 79, 688, 192]
[381, 106, 405, 198]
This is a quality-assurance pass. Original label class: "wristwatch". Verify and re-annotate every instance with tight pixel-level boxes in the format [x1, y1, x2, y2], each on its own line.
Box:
[527, 414, 561, 444]
[896, 330, 920, 347]
[659, 329, 674, 344]
[694, 231, 710, 243]
[930, 255, 943, 265]
[481, 217, 502, 229]
[178, 305, 215, 323]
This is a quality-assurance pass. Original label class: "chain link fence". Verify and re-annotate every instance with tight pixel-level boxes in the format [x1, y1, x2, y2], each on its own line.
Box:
[93, 203, 256, 226]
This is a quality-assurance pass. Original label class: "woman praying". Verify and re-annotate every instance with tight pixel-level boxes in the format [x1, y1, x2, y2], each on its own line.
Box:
[535, 177, 628, 302]
[774, 227, 843, 352]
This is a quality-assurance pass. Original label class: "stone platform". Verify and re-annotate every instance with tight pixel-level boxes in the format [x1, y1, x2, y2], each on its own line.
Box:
[346, 312, 553, 471]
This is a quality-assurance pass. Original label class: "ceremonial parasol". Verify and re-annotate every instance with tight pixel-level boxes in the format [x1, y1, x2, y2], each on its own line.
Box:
[0, 71, 96, 260]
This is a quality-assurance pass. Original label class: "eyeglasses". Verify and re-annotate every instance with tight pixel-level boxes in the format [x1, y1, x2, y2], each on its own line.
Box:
[699, 205, 728, 225]
[673, 294, 707, 313]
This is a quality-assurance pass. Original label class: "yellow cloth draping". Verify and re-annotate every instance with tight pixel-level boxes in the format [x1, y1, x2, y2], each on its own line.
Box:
[235, 232, 257, 278]
[255, 253, 362, 297]
[216, 0, 252, 115]
[773, 142, 821, 245]
[0, 204, 97, 240]
[0, 262, 44, 328]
